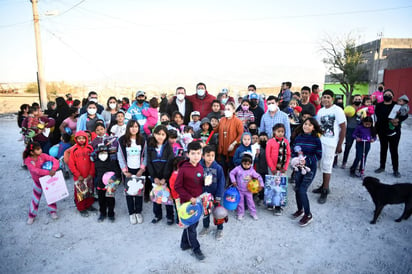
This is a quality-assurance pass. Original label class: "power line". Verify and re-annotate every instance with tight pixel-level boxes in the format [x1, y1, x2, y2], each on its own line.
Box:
[56, 0, 87, 17]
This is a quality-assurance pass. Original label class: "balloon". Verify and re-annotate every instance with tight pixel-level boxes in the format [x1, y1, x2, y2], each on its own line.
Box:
[48, 145, 59, 158]
[102, 171, 115, 186]
[344, 106, 356, 117]
[212, 205, 228, 219]
[64, 127, 72, 135]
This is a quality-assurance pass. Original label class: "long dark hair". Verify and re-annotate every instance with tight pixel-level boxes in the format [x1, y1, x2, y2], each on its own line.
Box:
[23, 141, 41, 159]
[361, 116, 377, 137]
[147, 125, 169, 147]
[106, 96, 118, 111]
[123, 119, 143, 147]
[291, 117, 323, 140]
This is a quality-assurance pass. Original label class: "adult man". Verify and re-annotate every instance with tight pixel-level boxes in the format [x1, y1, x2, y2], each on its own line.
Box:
[164, 87, 193, 125]
[314, 90, 346, 204]
[80, 91, 104, 115]
[299, 86, 316, 117]
[125, 90, 150, 134]
[248, 93, 264, 127]
[186, 82, 216, 119]
[278, 82, 292, 112]
[341, 94, 363, 168]
[310, 84, 321, 114]
[259, 96, 290, 140]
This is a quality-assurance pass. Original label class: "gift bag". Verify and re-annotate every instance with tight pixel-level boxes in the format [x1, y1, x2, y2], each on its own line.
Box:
[39, 170, 69, 205]
[150, 184, 173, 205]
[264, 174, 288, 207]
[74, 177, 93, 202]
[125, 175, 145, 196]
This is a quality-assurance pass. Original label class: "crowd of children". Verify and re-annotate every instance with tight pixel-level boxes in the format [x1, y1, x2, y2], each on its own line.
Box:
[19, 85, 409, 261]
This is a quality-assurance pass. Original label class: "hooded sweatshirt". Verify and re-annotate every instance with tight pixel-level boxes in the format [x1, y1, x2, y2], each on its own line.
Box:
[200, 159, 225, 199]
[174, 159, 204, 203]
[233, 132, 253, 166]
[24, 153, 59, 184]
[68, 131, 95, 181]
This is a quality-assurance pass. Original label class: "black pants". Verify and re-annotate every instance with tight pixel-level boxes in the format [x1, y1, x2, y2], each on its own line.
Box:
[378, 132, 400, 172]
[153, 203, 174, 220]
[181, 221, 200, 252]
[125, 168, 143, 215]
[97, 189, 115, 217]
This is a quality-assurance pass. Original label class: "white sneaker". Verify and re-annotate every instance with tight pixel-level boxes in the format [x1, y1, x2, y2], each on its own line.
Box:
[50, 212, 58, 220]
[27, 217, 35, 225]
[199, 227, 210, 236]
[129, 214, 137, 225]
[251, 215, 259, 221]
[136, 213, 143, 224]
[237, 215, 244, 221]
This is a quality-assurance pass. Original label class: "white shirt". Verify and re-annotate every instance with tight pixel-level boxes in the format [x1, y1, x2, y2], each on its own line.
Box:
[126, 139, 142, 169]
[176, 99, 186, 117]
[316, 104, 346, 147]
[111, 124, 126, 138]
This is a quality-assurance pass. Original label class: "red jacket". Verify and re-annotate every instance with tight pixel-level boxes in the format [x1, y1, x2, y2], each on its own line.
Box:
[186, 91, 216, 119]
[266, 137, 291, 173]
[174, 160, 204, 203]
[68, 131, 95, 181]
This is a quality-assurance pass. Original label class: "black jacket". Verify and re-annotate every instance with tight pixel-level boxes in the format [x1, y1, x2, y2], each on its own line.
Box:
[146, 142, 174, 182]
[165, 97, 193, 125]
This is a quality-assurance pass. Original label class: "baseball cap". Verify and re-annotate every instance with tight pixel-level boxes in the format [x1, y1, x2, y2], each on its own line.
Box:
[221, 88, 229, 94]
[191, 111, 200, 117]
[249, 93, 259, 100]
[135, 90, 145, 97]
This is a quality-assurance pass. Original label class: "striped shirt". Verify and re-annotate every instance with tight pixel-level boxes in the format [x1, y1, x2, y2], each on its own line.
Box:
[292, 134, 322, 169]
[259, 110, 291, 140]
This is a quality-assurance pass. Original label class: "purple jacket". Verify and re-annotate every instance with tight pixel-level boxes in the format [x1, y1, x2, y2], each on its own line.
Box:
[229, 165, 263, 192]
[352, 124, 376, 142]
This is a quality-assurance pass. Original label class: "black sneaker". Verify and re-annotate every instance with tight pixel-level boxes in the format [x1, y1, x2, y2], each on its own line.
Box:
[350, 170, 356, 177]
[151, 217, 162, 224]
[394, 171, 401, 178]
[80, 210, 89, 217]
[88, 206, 97, 212]
[167, 219, 174, 225]
[274, 207, 283, 216]
[318, 189, 328, 204]
[97, 215, 105, 223]
[193, 250, 205, 261]
[312, 185, 323, 194]
[374, 167, 385, 173]
[291, 209, 304, 219]
[108, 216, 115, 223]
[299, 214, 313, 227]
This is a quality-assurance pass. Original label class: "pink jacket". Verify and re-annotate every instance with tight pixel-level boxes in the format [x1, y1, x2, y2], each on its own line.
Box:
[24, 153, 59, 183]
[142, 107, 158, 127]
[266, 137, 291, 173]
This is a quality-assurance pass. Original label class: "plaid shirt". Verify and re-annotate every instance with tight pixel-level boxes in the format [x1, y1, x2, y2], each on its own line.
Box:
[259, 110, 291, 140]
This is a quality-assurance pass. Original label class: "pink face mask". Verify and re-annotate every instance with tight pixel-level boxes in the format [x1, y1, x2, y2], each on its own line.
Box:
[241, 105, 249, 111]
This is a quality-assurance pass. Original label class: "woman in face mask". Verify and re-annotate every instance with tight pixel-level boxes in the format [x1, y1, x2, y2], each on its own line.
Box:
[76, 101, 105, 133]
[374, 89, 407, 178]
[215, 102, 244, 175]
[102, 96, 119, 132]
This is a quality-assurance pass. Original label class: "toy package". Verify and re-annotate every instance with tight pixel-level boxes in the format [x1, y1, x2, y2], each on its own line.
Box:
[264, 174, 288, 207]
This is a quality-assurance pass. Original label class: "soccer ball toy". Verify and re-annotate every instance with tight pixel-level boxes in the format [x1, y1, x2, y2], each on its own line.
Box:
[247, 178, 261, 194]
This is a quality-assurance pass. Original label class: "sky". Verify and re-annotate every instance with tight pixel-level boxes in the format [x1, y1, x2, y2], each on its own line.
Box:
[1, 0, 412, 94]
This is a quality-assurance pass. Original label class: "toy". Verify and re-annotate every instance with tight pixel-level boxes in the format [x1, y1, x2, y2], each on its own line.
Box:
[199, 192, 214, 216]
[125, 175, 144, 196]
[212, 205, 229, 226]
[74, 177, 93, 202]
[247, 178, 261, 194]
[290, 146, 311, 175]
[102, 171, 120, 198]
[344, 105, 355, 117]
[150, 184, 173, 205]
[41, 161, 53, 171]
[49, 145, 59, 158]
[264, 174, 288, 207]
[178, 201, 203, 227]
[222, 186, 240, 211]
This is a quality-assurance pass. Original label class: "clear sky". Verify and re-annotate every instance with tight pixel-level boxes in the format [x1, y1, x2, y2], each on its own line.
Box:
[1, 0, 412, 93]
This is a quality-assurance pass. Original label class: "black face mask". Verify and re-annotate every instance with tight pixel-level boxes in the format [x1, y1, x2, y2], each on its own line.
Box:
[249, 129, 258, 135]
[378, 87, 383, 92]
[353, 101, 361, 106]
[383, 95, 392, 102]
[161, 121, 169, 125]
[250, 101, 257, 108]
[137, 99, 145, 104]
[260, 141, 267, 148]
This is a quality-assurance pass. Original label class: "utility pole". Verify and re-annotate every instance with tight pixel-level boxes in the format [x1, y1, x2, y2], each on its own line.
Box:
[31, 0, 48, 109]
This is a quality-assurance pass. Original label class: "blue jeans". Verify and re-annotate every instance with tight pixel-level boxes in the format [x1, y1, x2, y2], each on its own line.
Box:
[294, 165, 317, 215]
[181, 221, 200, 252]
[350, 141, 370, 172]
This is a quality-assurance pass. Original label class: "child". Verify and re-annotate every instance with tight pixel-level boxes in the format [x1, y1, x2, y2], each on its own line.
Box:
[24, 142, 60, 224]
[251, 133, 259, 160]
[229, 153, 264, 220]
[199, 145, 225, 240]
[207, 100, 223, 120]
[110, 110, 126, 138]
[94, 145, 121, 222]
[174, 141, 205, 260]
[169, 156, 185, 225]
[359, 96, 375, 118]
[233, 132, 252, 166]
[255, 132, 269, 204]
[57, 133, 72, 159]
[388, 95, 410, 135]
[91, 122, 119, 161]
[117, 119, 146, 224]
[291, 118, 322, 226]
[68, 131, 96, 217]
[146, 125, 174, 225]
[168, 129, 184, 156]
[265, 123, 291, 214]
[188, 111, 201, 132]
[236, 99, 255, 130]
[142, 97, 159, 136]
[194, 118, 218, 148]
[350, 116, 377, 178]
[22, 106, 55, 152]
[181, 126, 194, 152]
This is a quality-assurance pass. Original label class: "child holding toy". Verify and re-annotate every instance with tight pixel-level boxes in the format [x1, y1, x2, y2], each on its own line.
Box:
[24, 141, 60, 225]
[290, 118, 322, 226]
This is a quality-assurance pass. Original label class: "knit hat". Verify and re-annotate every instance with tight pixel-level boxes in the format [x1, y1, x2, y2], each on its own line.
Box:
[200, 117, 211, 127]
[399, 95, 409, 103]
[221, 88, 229, 94]
[294, 106, 302, 113]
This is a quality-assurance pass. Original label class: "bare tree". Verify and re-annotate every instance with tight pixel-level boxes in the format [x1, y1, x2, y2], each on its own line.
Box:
[321, 33, 367, 105]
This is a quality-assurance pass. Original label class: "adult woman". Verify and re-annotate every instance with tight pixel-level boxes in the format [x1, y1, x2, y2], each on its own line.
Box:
[76, 101, 105, 132]
[215, 102, 244, 174]
[374, 89, 407, 178]
[50, 97, 71, 145]
[101, 96, 119, 132]
[59, 107, 79, 136]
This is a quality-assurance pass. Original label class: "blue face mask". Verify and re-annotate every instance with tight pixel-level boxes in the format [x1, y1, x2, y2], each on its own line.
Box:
[221, 98, 228, 104]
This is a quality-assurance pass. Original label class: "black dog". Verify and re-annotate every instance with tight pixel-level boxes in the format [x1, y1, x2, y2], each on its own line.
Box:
[363, 176, 412, 224]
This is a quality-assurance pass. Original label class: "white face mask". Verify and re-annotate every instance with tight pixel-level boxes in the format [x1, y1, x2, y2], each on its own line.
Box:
[268, 104, 278, 112]
[87, 108, 97, 115]
[98, 152, 108, 161]
[224, 110, 233, 118]
[197, 89, 205, 97]
[89, 98, 98, 103]
[176, 94, 185, 101]
[109, 103, 117, 109]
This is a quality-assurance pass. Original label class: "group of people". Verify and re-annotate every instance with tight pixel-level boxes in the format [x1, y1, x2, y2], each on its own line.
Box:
[18, 81, 409, 261]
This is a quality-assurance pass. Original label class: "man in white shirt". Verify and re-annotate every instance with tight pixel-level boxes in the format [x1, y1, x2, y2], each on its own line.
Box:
[164, 87, 193, 125]
[314, 90, 346, 204]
